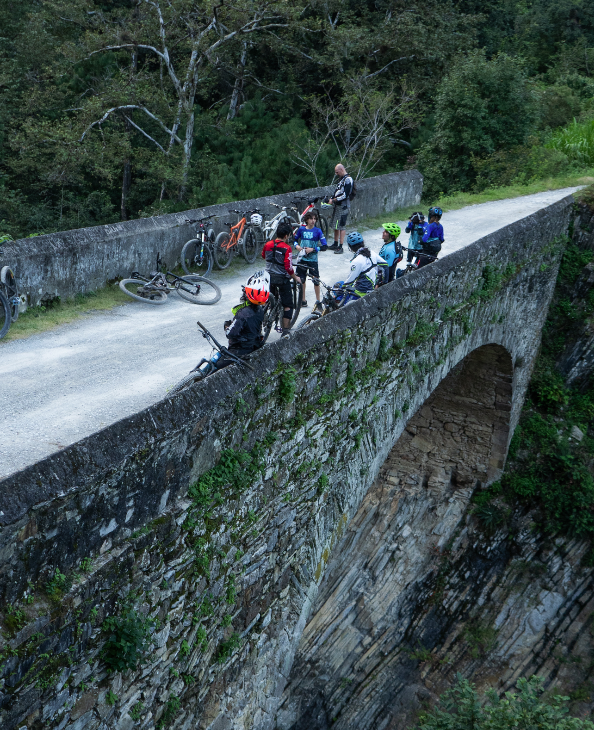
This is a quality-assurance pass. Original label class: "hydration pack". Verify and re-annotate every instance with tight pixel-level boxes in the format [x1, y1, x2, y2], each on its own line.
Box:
[424, 237, 442, 256]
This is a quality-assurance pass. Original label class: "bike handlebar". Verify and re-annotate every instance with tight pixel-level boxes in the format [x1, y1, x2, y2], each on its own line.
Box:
[196, 321, 255, 372]
[185, 214, 215, 224]
[401, 246, 438, 261]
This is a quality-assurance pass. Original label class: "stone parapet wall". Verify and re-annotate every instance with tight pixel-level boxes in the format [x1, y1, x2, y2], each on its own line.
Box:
[0, 170, 422, 307]
[0, 195, 573, 730]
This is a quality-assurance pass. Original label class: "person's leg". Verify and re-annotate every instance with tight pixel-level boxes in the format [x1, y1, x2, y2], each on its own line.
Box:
[296, 266, 307, 305]
[279, 279, 294, 333]
[334, 211, 348, 254]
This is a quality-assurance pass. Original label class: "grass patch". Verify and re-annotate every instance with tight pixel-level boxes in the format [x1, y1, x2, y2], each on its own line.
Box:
[357, 170, 594, 232]
[2, 284, 129, 342]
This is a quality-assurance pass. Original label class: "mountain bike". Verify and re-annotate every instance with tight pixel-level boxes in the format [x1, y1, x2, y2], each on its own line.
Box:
[0, 266, 20, 340]
[181, 215, 216, 276]
[169, 321, 255, 395]
[261, 204, 300, 242]
[261, 279, 303, 343]
[291, 196, 329, 238]
[296, 277, 357, 329]
[399, 247, 438, 276]
[213, 209, 263, 269]
[119, 254, 221, 305]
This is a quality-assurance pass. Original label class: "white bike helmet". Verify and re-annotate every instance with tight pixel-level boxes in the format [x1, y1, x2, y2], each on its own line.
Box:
[245, 270, 270, 304]
[250, 213, 263, 227]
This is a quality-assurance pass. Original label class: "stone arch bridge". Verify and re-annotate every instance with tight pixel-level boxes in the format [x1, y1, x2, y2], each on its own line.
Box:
[0, 196, 575, 729]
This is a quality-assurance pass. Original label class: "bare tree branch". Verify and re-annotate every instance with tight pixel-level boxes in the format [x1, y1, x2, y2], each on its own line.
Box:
[79, 105, 182, 143]
[122, 115, 166, 153]
[359, 55, 414, 81]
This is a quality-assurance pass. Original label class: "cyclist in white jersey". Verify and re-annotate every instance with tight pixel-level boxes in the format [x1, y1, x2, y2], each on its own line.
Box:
[337, 231, 388, 301]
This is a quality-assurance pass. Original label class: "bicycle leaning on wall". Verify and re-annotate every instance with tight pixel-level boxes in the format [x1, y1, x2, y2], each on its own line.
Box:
[213, 209, 263, 269]
[0, 266, 20, 340]
[180, 215, 216, 277]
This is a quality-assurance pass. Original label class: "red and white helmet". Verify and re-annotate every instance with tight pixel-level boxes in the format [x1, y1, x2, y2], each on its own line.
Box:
[245, 270, 270, 304]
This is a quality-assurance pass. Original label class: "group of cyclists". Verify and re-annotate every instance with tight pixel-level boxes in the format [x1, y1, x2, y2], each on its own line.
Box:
[198, 165, 446, 377]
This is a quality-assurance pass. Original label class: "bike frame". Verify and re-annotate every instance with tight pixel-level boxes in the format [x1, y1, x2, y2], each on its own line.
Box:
[222, 216, 247, 253]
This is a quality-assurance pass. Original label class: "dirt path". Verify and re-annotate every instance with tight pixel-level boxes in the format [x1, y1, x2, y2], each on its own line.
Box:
[0, 187, 579, 479]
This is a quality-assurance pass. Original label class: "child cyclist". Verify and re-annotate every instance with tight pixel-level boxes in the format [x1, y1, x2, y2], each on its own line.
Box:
[404, 212, 427, 263]
[336, 231, 388, 304]
[379, 223, 404, 282]
[418, 206, 444, 268]
[220, 271, 269, 367]
[294, 211, 326, 308]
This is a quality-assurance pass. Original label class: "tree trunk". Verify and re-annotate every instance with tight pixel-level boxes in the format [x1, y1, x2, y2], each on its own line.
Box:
[121, 160, 132, 220]
[178, 108, 195, 201]
[227, 42, 248, 121]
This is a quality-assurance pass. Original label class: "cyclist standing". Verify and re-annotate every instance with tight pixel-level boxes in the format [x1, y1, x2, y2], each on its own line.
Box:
[404, 212, 427, 263]
[379, 223, 404, 282]
[418, 207, 444, 268]
[294, 211, 326, 309]
[327, 163, 354, 255]
[261, 221, 302, 337]
[336, 231, 387, 303]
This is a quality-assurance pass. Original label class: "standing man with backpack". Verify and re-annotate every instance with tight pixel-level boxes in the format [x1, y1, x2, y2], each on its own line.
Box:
[327, 164, 355, 255]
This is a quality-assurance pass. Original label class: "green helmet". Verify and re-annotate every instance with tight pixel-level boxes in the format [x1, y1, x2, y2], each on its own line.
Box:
[382, 222, 401, 239]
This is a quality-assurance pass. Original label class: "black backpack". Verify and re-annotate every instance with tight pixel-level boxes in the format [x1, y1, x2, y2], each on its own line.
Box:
[424, 237, 442, 256]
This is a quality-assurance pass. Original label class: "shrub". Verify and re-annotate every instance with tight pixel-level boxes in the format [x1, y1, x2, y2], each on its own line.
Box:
[415, 675, 594, 729]
[548, 118, 594, 165]
[102, 607, 155, 673]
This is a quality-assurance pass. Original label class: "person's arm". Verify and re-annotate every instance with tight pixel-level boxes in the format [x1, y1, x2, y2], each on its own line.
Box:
[421, 223, 431, 243]
[283, 244, 298, 278]
[318, 229, 328, 248]
[226, 314, 244, 341]
[261, 241, 268, 260]
[343, 258, 362, 285]
[438, 224, 445, 242]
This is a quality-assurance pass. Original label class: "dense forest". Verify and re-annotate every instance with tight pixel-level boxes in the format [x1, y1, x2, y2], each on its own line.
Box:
[0, 0, 593, 238]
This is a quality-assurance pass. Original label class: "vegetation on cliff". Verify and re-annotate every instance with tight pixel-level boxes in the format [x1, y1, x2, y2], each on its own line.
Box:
[1, 0, 594, 237]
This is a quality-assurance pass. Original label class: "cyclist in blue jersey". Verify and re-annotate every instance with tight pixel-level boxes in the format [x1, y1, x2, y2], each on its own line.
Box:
[405, 212, 427, 263]
[418, 206, 444, 267]
[294, 211, 327, 308]
[379, 223, 404, 282]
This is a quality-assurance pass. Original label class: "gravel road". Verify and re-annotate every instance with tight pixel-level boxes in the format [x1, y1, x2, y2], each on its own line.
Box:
[0, 187, 580, 479]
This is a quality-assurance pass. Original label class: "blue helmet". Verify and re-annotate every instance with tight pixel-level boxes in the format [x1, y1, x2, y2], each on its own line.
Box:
[346, 231, 365, 251]
[428, 207, 443, 218]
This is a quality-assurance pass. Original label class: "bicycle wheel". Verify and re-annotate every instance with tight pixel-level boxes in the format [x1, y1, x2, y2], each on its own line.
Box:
[214, 232, 234, 269]
[289, 279, 303, 327]
[317, 215, 329, 239]
[284, 216, 300, 233]
[169, 369, 207, 395]
[175, 275, 222, 305]
[119, 278, 168, 304]
[0, 290, 11, 340]
[297, 313, 322, 329]
[261, 293, 278, 344]
[1, 266, 19, 322]
[181, 239, 213, 277]
[240, 228, 258, 263]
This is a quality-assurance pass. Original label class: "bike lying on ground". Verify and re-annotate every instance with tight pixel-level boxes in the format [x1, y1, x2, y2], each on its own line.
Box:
[181, 215, 216, 277]
[214, 209, 263, 269]
[296, 277, 358, 329]
[261, 278, 303, 343]
[169, 321, 255, 395]
[0, 266, 19, 340]
[119, 254, 221, 305]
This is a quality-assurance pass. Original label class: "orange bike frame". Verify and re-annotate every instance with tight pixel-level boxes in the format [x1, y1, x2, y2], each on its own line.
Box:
[223, 217, 247, 252]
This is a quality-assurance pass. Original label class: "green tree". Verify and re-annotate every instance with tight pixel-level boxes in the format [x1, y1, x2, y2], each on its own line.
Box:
[417, 675, 594, 729]
[417, 52, 538, 197]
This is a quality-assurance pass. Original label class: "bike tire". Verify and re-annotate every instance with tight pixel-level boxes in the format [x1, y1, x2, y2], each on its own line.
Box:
[0, 290, 11, 340]
[175, 275, 222, 305]
[1, 266, 19, 322]
[181, 239, 213, 277]
[119, 278, 168, 304]
[214, 232, 234, 269]
[317, 215, 329, 239]
[169, 369, 207, 395]
[296, 313, 321, 329]
[261, 293, 279, 344]
[290, 279, 303, 327]
[240, 228, 258, 263]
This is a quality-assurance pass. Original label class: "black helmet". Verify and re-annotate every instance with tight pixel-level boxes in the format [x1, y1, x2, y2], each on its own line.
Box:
[428, 207, 443, 218]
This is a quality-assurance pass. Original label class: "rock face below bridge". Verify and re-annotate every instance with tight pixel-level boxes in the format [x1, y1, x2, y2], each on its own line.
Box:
[0, 195, 581, 729]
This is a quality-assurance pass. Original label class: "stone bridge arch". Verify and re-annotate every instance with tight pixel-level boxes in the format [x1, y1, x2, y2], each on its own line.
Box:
[276, 344, 514, 730]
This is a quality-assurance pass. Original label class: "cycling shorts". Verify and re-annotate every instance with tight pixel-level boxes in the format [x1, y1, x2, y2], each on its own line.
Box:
[270, 275, 294, 308]
[296, 261, 319, 281]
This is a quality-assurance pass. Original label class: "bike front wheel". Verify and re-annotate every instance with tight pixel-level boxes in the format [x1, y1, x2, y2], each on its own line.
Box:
[175, 275, 222, 305]
[169, 368, 208, 395]
[1, 266, 19, 322]
[0, 290, 11, 339]
[240, 228, 258, 263]
[317, 214, 329, 239]
[181, 239, 213, 277]
[214, 232, 234, 269]
[261, 293, 278, 344]
[296, 313, 322, 329]
[289, 279, 303, 327]
[119, 278, 168, 304]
